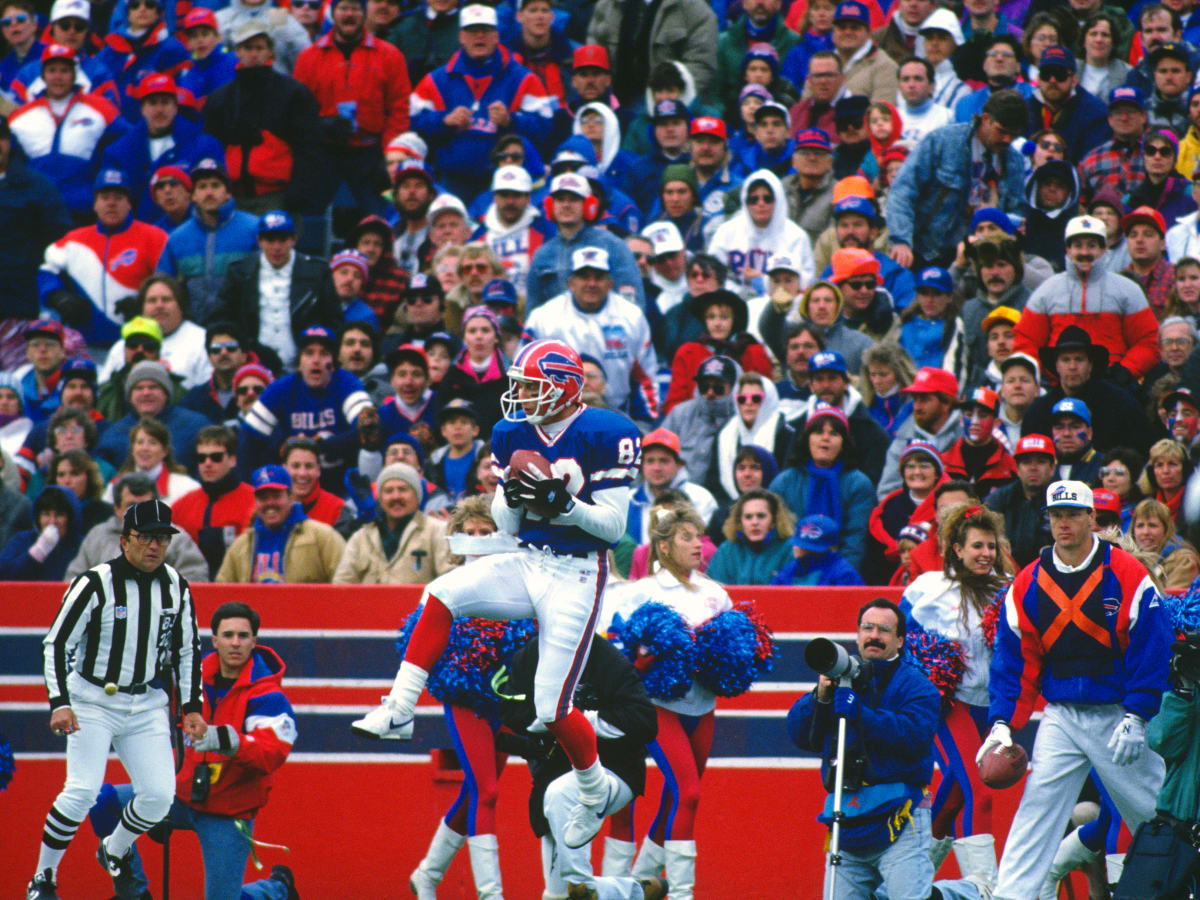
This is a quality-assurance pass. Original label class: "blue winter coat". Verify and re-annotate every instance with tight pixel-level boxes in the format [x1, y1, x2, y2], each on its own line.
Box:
[101, 115, 227, 222]
[1023, 86, 1112, 164]
[706, 533, 793, 586]
[95, 403, 212, 475]
[886, 122, 1027, 265]
[178, 47, 238, 103]
[771, 550, 865, 586]
[0, 156, 72, 317]
[0, 485, 83, 581]
[623, 144, 690, 217]
[96, 23, 191, 123]
[787, 657, 940, 796]
[768, 465, 874, 571]
[156, 198, 259, 324]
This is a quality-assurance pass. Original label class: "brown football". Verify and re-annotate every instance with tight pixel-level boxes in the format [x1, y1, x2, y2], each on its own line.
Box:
[979, 743, 1029, 789]
[509, 449, 553, 481]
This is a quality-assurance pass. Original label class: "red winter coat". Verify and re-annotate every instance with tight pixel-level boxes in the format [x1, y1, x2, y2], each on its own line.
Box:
[175, 646, 295, 818]
[173, 482, 256, 546]
[939, 439, 1018, 498]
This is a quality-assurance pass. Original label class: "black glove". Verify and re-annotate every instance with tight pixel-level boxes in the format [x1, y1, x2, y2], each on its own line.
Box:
[521, 472, 573, 516]
[493, 729, 555, 761]
[503, 476, 535, 509]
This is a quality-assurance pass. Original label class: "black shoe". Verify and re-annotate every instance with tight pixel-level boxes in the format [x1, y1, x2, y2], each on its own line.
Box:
[26, 869, 60, 900]
[97, 835, 135, 879]
[640, 876, 669, 900]
[270, 864, 300, 900]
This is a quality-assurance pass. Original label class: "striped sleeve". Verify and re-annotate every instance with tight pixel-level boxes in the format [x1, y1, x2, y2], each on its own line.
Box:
[42, 572, 102, 710]
[342, 388, 372, 426]
[243, 397, 278, 437]
[173, 574, 203, 714]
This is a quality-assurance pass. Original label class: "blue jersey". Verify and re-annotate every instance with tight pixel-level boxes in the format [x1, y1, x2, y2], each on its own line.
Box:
[239, 369, 372, 494]
[491, 406, 640, 554]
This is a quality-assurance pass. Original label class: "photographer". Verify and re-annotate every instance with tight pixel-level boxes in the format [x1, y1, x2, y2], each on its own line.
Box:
[89, 601, 300, 900]
[787, 599, 987, 899]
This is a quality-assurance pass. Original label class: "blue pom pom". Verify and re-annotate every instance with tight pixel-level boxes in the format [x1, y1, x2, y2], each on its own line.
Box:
[608, 602, 696, 700]
[395, 611, 537, 717]
[1166, 579, 1200, 634]
[694, 610, 773, 697]
[0, 731, 13, 792]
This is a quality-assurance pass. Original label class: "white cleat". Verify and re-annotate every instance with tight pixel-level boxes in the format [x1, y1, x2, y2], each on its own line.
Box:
[351, 697, 414, 740]
[563, 786, 610, 849]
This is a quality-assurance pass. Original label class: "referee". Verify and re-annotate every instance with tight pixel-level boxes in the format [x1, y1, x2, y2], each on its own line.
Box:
[27, 499, 205, 900]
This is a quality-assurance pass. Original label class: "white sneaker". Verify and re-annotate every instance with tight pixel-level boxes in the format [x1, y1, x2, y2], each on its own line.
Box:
[563, 784, 611, 849]
[351, 697, 413, 740]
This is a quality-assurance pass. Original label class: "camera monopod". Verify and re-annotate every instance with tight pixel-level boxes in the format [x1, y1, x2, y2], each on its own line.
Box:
[805, 637, 863, 900]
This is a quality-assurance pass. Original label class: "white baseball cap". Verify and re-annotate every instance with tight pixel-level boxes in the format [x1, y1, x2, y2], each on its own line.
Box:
[641, 221, 684, 256]
[459, 4, 498, 28]
[491, 165, 532, 193]
[1064, 215, 1107, 244]
[50, 0, 89, 22]
[572, 247, 610, 273]
[1046, 480, 1093, 510]
[550, 172, 590, 199]
[767, 253, 802, 277]
[428, 193, 468, 222]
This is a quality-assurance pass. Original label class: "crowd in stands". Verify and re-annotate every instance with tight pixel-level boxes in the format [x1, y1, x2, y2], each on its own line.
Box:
[10, 0, 1200, 590]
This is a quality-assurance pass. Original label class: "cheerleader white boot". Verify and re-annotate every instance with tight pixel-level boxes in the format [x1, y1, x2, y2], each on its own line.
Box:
[601, 837, 637, 877]
[954, 834, 997, 898]
[663, 840, 696, 900]
[410, 820, 465, 899]
[631, 837, 665, 878]
[467, 833, 504, 900]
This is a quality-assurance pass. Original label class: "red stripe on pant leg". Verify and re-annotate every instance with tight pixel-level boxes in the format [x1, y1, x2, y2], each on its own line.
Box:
[554, 552, 607, 720]
[405, 596, 453, 671]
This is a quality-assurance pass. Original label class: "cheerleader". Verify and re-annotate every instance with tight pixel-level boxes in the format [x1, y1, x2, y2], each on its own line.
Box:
[900, 503, 1013, 880]
[601, 507, 734, 900]
[408, 497, 525, 900]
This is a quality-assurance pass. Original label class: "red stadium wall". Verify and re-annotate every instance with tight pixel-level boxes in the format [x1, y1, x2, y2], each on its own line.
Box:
[0, 584, 1043, 899]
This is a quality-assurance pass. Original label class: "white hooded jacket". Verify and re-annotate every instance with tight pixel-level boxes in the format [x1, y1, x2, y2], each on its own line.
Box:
[714, 377, 788, 500]
[708, 169, 815, 297]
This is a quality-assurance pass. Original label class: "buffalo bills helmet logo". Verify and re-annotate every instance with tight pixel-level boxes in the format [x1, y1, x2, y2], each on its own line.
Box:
[800, 522, 824, 540]
[502, 339, 585, 424]
[537, 351, 584, 393]
[110, 249, 138, 271]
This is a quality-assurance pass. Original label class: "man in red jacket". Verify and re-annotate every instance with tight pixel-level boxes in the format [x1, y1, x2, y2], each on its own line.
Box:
[90, 601, 300, 899]
[939, 386, 1017, 497]
[173, 425, 256, 579]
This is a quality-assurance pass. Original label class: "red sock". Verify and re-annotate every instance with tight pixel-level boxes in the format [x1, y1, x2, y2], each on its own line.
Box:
[405, 597, 453, 671]
[546, 708, 598, 770]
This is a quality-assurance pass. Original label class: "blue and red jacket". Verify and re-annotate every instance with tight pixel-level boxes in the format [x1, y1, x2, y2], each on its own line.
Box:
[177, 46, 238, 105]
[9, 89, 120, 214]
[38, 214, 169, 344]
[96, 23, 191, 123]
[12, 53, 119, 111]
[175, 645, 296, 819]
[410, 45, 553, 180]
[100, 114, 226, 222]
[989, 538, 1171, 731]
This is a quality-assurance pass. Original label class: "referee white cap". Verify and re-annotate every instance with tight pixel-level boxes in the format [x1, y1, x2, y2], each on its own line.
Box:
[123, 499, 179, 534]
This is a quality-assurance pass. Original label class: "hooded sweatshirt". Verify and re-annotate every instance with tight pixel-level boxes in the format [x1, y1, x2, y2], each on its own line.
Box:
[708, 169, 815, 297]
[573, 100, 636, 188]
[0, 485, 83, 580]
[662, 385, 738, 480]
[1023, 159, 1080, 268]
[713, 378, 793, 501]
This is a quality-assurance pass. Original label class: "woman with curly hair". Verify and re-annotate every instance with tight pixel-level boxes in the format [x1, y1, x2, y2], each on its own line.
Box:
[601, 506, 733, 900]
[900, 503, 1014, 878]
[46, 448, 110, 532]
[859, 341, 916, 437]
[706, 487, 796, 585]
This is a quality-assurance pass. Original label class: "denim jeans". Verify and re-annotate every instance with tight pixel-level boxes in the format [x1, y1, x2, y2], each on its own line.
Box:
[95, 785, 287, 900]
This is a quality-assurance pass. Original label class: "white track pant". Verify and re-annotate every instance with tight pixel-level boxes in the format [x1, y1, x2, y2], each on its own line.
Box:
[994, 703, 1165, 900]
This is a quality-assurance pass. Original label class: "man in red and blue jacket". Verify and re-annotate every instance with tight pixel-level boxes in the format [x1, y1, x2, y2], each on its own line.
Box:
[89, 601, 300, 900]
[979, 480, 1171, 900]
[410, 3, 553, 198]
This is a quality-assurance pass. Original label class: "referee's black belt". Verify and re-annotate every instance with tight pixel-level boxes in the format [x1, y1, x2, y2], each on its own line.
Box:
[79, 672, 149, 694]
[519, 542, 596, 559]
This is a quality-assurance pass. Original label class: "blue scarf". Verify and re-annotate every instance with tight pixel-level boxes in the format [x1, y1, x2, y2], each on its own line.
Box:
[805, 460, 843, 526]
[745, 14, 779, 42]
[251, 502, 306, 583]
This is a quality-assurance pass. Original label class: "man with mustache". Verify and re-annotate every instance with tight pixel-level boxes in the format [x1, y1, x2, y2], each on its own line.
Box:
[961, 235, 1030, 390]
[1013, 215, 1160, 383]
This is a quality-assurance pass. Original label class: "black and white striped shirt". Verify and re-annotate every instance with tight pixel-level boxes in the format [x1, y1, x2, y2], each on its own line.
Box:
[43, 554, 202, 714]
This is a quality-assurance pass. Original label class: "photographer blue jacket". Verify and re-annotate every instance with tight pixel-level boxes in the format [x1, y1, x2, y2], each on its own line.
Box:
[787, 656, 940, 847]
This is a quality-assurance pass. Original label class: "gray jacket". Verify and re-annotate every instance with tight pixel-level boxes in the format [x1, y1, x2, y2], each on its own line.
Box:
[662, 393, 735, 483]
[960, 282, 1031, 391]
[588, 0, 719, 101]
[67, 517, 209, 582]
[782, 170, 835, 248]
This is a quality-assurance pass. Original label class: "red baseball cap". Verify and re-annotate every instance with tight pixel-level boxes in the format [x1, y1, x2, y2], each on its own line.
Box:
[135, 73, 178, 100]
[181, 7, 218, 30]
[41, 43, 76, 66]
[830, 247, 880, 284]
[573, 44, 610, 70]
[150, 165, 192, 192]
[690, 116, 727, 140]
[1014, 433, 1056, 459]
[1092, 488, 1121, 515]
[901, 366, 959, 398]
[957, 386, 999, 413]
[642, 427, 681, 458]
[1120, 205, 1166, 237]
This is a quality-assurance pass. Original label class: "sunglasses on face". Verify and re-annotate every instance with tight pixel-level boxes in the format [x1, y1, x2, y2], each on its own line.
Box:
[127, 0, 160, 9]
[54, 18, 88, 31]
[495, 150, 523, 163]
[128, 531, 172, 547]
[843, 277, 876, 291]
[0, 13, 30, 26]
[747, 193, 773, 205]
[737, 393, 765, 404]
[461, 262, 492, 274]
[126, 337, 159, 351]
[697, 380, 729, 396]
[293, 0, 322, 7]
[1144, 144, 1175, 157]
[236, 384, 265, 396]
[196, 451, 226, 463]
[1037, 139, 1065, 152]
[631, 251, 650, 261]
[1100, 466, 1128, 478]
[1039, 69, 1071, 83]
[406, 294, 438, 305]
[209, 340, 240, 354]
